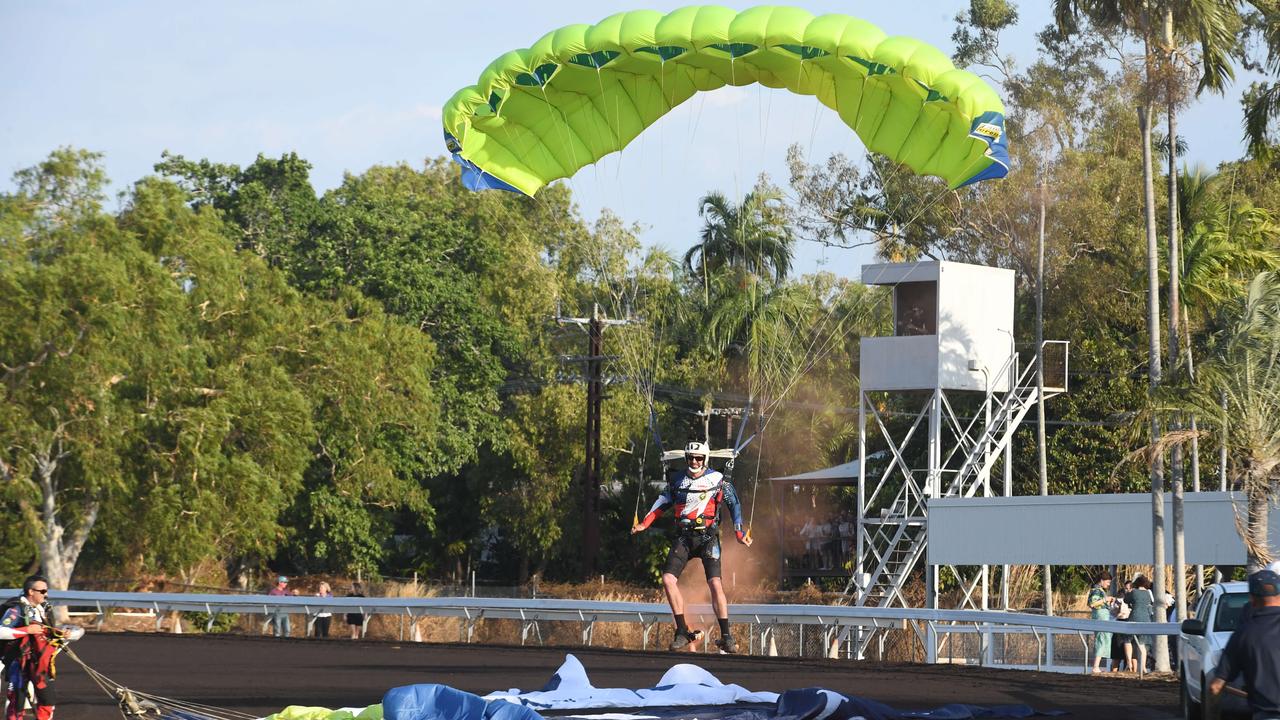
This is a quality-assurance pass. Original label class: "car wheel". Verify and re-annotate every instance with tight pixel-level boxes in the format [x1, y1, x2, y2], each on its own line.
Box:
[1181, 667, 1202, 720]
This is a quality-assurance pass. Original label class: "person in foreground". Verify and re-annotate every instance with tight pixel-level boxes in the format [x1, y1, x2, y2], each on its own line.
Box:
[0, 575, 54, 720]
[632, 441, 752, 653]
[1210, 569, 1280, 720]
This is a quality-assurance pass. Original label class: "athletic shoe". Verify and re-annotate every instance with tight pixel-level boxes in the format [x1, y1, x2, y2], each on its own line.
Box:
[668, 629, 702, 651]
[715, 634, 738, 654]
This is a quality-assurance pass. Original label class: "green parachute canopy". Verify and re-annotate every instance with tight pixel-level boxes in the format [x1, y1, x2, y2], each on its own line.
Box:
[443, 5, 1009, 196]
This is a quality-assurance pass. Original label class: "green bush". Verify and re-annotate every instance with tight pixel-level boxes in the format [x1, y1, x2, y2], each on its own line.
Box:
[184, 611, 240, 634]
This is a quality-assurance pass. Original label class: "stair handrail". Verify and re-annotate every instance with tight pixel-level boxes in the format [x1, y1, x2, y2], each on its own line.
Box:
[942, 354, 1041, 498]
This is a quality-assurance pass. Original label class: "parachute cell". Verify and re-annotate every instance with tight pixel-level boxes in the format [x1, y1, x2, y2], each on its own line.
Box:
[442, 5, 1009, 195]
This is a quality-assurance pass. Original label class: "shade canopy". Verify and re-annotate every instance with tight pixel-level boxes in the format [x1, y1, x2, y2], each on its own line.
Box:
[767, 452, 885, 486]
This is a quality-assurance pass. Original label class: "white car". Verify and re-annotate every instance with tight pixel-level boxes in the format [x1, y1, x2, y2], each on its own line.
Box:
[1178, 580, 1250, 719]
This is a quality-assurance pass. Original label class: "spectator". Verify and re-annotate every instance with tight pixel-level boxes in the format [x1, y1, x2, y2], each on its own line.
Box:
[819, 520, 835, 570]
[268, 576, 291, 638]
[1125, 575, 1156, 672]
[1088, 571, 1115, 673]
[313, 582, 332, 639]
[1109, 579, 1131, 672]
[1210, 569, 1280, 719]
[346, 583, 366, 640]
[837, 513, 854, 558]
[799, 517, 821, 569]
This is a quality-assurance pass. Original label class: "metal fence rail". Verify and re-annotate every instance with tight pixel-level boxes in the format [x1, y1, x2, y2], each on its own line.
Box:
[11, 589, 1177, 673]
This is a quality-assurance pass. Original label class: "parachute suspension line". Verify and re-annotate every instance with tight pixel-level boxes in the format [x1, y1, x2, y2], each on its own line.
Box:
[758, 77, 775, 174]
[684, 86, 709, 179]
[658, 57, 666, 178]
[634, 435, 649, 527]
[748, 417, 766, 534]
[591, 64, 625, 192]
[536, 84, 583, 189]
[762, 179, 953, 420]
[802, 57, 825, 164]
[894, 186, 953, 241]
[755, 252, 940, 431]
[63, 646, 258, 720]
[633, 312, 669, 528]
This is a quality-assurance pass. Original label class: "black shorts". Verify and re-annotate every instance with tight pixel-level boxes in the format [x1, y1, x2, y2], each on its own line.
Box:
[663, 531, 722, 579]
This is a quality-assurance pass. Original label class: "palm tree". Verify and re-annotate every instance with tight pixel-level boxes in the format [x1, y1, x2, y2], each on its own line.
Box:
[1242, 7, 1280, 155]
[1173, 175, 1279, 587]
[1166, 272, 1280, 570]
[1180, 196, 1280, 317]
[685, 189, 795, 287]
[1054, 2, 1168, 668]
[1157, 0, 1241, 623]
[1055, 0, 1245, 668]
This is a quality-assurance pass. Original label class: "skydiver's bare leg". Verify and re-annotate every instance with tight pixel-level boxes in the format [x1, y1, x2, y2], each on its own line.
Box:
[708, 576, 729, 619]
[662, 572, 684, 617]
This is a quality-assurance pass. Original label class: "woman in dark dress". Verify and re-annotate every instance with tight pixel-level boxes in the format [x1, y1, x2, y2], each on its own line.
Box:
[1111, 579, 1132, 671]
[346, 582, 366, 640]
[1125, 576, 1156, 672]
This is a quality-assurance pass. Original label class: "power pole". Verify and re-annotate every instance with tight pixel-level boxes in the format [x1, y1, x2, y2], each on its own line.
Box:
[558, 303, 633, 579]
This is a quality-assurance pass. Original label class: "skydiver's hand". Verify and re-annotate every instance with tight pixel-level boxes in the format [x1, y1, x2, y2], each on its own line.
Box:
[1209, 678, 1226, 696]
[735, 529, 752, 547]
[631, 523, 646, 535]
[23, 623, 45, 636]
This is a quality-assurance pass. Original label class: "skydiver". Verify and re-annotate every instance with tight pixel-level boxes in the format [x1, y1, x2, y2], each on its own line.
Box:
[1, 575, 55, 720]
[632, 441, 752, 653]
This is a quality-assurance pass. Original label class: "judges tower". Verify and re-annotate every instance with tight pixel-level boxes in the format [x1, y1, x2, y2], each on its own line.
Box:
[851, 260, 1067, 657]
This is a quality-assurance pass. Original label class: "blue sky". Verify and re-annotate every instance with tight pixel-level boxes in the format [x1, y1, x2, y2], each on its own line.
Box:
[1, 1, 1265, 276]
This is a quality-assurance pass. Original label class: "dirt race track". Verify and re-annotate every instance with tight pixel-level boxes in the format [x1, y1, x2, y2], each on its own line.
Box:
[53, 633, 1180, 719]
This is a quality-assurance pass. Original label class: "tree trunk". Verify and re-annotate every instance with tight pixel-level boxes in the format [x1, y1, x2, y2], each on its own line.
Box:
[26, 443, 100, 623]
[1036, 177, 1052, 617]
[1139, 99, 1171, 672]
[1164, 6, 1187, 627]
[1246, 475, 1270, 572]
[1185, 309, 1203, 592]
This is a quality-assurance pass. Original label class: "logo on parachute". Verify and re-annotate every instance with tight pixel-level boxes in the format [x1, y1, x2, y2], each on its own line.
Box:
[973, 123, 1003, 141]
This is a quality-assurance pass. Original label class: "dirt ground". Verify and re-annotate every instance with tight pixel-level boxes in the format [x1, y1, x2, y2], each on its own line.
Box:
[53, 632, 1180, 719]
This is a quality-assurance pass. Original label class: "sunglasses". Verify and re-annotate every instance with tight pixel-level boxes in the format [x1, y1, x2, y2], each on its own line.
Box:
[30, 588, 48, 595]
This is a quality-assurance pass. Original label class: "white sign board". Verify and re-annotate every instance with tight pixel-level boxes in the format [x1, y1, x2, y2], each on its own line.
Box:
[928, 492, 1276, 565]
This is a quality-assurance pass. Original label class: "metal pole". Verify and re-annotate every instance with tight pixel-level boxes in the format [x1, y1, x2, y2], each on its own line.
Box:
[856, 391, 866, 601]
[982, 393, 991, 612]
[925, 389, 941, 663]
[1192, 415, 1203, 594]
[1002, 387, 1012, 611]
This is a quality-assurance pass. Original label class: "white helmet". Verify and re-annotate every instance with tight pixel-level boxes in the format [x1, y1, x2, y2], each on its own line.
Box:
[685, 441, 710, 462]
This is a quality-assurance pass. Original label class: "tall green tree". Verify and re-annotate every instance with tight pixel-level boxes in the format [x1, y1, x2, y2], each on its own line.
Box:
[685, 186, 795, 287]
[0, 150, 189, 590]
[1166, 272, 1280, 569]
[1241, 3, 1280, 155]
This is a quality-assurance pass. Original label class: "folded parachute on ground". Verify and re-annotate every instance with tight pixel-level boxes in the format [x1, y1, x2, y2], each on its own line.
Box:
[443, 5, 1009, 196]
[264, 705, 383, 720]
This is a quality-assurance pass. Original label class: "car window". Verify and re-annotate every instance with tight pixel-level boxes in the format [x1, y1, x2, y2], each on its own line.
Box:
[1214, 592, 1251, 632]
[1196, 592, 1214, 623]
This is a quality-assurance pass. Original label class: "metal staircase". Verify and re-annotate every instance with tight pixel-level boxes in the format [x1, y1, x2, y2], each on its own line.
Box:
[852, 346, 1067, 612]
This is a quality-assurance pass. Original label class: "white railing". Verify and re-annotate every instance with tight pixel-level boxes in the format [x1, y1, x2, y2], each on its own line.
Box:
[13, 589, 1176, 673]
